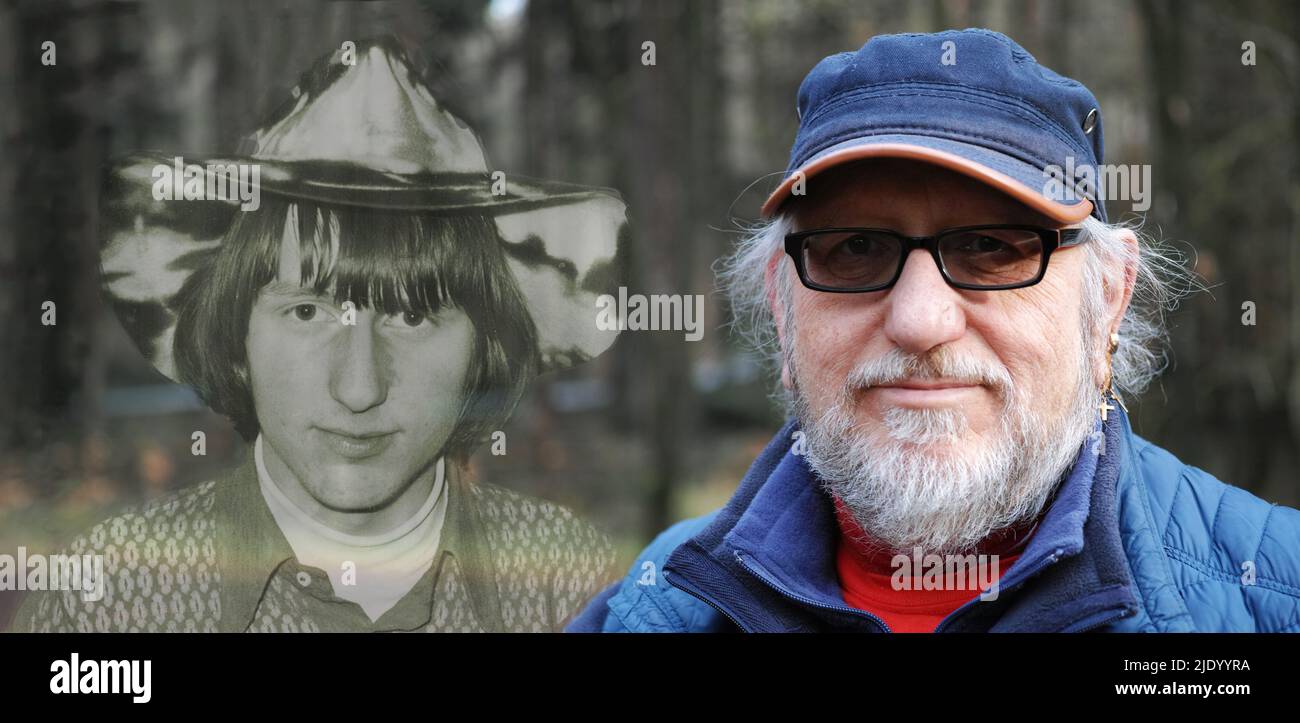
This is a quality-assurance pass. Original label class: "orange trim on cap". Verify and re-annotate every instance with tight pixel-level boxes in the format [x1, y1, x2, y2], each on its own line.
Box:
[760, 142, 1094, 224]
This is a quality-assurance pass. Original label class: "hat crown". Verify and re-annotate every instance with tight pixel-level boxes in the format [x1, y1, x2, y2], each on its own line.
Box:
[245, 37, 488, 174]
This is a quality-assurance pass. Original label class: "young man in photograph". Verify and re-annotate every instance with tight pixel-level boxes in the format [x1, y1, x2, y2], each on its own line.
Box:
[14, 37, 627, 633]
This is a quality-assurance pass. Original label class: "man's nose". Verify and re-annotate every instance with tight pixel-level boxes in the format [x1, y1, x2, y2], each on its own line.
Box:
[881, 249, 967, 355]
[329, 323, 389, 413]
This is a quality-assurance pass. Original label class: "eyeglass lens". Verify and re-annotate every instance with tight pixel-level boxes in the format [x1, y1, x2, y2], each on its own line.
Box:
[799, 228, 1045, 289]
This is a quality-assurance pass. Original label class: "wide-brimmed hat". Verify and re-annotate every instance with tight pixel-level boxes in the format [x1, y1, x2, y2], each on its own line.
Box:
[100, 36, 627, 382]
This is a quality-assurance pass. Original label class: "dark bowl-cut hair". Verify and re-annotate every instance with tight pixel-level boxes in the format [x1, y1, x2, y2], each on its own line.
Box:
[172, 193, 540, 462]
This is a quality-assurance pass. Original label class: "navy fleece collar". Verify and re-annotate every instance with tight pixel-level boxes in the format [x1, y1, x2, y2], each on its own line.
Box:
[665, 408, 1140, 632]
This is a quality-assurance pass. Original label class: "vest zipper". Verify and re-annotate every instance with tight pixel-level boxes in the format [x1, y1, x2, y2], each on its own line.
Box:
[662, 568, 753, 632]
[932, 550, 1062, 633]
[1066, 608, 1132, 633]
[734, 551, 893, 632]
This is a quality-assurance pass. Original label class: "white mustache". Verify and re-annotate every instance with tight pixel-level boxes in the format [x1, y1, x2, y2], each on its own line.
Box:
[843, 346, 1014, 398]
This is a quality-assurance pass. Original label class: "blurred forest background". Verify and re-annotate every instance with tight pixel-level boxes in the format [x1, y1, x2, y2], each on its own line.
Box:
[1, 0, 1298, 627]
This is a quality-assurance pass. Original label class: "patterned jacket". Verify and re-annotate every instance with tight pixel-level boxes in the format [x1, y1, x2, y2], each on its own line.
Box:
[13, 450, 618, 633]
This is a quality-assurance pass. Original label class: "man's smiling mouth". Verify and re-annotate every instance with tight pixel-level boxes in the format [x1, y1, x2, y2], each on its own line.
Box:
[880, 378, 981, 390]
[870, 379, 985, 407]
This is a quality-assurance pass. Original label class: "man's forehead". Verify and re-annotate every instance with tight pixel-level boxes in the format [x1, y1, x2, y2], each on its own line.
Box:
[789, 159, 1058, 231]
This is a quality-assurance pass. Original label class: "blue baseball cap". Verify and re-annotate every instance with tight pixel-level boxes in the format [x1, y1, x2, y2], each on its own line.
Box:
[761, 28, 1106, 224]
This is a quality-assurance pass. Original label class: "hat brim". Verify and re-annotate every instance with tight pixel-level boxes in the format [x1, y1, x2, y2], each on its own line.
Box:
[100, 154, 628, 382]
[131, 151, 613, 213]
[760, 136, 1093, 224]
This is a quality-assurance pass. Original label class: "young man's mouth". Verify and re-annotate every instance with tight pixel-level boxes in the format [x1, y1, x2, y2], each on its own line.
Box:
[315, 427, 399, 460]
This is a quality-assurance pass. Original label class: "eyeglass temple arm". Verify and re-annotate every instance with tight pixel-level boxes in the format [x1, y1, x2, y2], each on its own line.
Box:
[1058, 227, 1086, 247]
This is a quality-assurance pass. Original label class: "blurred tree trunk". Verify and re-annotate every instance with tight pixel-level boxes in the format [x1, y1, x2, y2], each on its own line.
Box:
[626, 0, 717, 537]
[0, 2, 119, 452]
[1137, 0, 1192, 222]
[1288, 1, 1300, 490]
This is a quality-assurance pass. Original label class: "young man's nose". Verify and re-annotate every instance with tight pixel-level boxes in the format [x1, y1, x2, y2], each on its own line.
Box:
[880, 248, 967, 355]
[328, 323, 389, 413]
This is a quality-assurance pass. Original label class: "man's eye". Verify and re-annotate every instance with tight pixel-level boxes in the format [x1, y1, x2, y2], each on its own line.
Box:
[841, 235, 890, 256]
[293, 304, 318, 321]
[973, 236, 1010, 253]
[953, 235, 1013, 256]
[393, 311, 429, 328]
[844, 237, 870, 254]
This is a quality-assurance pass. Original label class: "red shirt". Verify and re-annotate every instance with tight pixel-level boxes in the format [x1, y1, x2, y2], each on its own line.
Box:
[833, 498, 1038, 632]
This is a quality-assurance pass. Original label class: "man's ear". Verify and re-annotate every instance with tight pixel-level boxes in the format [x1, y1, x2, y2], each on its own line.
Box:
[764, 250, 793, 391]
[1109, 229, 1139, 328]
[1095, 228, 1139, 383]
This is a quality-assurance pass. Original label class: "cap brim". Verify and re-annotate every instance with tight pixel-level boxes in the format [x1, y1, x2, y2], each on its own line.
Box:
[761, 137, 1093, 224]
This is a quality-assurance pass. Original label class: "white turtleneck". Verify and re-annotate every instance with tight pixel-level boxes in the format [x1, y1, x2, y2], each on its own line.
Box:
[254, 435, 448, 622]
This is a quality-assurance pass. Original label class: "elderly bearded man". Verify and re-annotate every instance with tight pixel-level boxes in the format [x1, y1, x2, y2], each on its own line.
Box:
[570, 29, 1300, 633]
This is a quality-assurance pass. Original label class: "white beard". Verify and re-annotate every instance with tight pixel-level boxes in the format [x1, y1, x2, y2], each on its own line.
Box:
[792, 343, 1101, 556]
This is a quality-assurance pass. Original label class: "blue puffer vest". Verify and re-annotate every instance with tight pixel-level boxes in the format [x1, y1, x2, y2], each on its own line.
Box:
[568, 405, 1300, 632]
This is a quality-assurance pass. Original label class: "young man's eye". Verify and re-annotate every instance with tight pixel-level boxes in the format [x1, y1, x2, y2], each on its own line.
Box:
[293, 304, 317, 321]
[396, 311, 428, 328]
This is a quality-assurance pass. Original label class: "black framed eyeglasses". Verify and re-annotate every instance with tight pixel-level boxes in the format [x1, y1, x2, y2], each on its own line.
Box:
[784, 224, 1087, 292]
